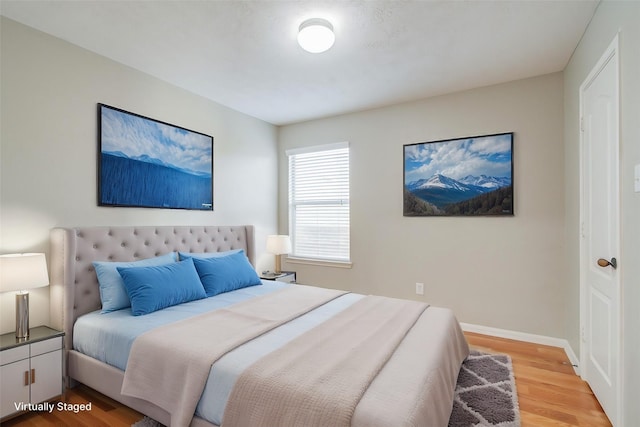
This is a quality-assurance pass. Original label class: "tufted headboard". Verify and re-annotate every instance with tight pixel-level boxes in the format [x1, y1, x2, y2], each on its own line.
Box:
[49, 225, 255, 353]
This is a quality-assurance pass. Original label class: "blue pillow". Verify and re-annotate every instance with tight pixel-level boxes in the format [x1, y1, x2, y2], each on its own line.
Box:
[117, 258, 206, 316]
[187, 250, 261, 297]
[93, 252, 178, 313]
[178, 249, 242, 261]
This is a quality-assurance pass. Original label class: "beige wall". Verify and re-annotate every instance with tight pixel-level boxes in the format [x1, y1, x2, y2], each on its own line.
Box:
[278, 73, 567, 339]
[563, 1, 640, 424]
[0, 18, 279, 334]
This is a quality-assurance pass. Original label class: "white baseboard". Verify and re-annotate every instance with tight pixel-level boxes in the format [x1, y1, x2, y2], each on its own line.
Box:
[461, 322, 581, 376]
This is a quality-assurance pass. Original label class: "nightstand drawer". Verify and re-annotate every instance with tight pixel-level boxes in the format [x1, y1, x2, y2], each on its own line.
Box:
[0, 346, 29, 366]
[31, 336, 62, 356]
[278, 273, 296, 283]
[260, 271, 296, 283]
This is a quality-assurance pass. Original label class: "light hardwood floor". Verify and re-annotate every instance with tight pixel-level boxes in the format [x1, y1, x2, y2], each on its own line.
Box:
[2, 332, 611, 427]
[466, 332, 611, 426]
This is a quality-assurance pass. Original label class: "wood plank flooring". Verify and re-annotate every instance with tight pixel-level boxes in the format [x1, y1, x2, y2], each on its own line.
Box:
[2, 332, 611, 427]
[465, 332, 611, 426]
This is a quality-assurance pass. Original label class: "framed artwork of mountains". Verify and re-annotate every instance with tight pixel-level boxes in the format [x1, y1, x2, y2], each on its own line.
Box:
[98, 104, 213, 210]
[403, 133, 513, 216]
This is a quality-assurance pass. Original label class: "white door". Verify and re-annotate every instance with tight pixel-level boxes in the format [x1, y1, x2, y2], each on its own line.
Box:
[580, 36, 621, 426]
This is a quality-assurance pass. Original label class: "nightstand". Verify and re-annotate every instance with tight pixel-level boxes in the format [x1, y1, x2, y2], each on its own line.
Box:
[0, 326, 64, 420]
[260, 271, 296, 283]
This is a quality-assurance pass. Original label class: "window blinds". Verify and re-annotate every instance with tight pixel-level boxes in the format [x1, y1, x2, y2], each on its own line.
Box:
[287, 143, 350, 262]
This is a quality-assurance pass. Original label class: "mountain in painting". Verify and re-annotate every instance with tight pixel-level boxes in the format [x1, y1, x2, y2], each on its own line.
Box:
[405, 173, 510, 210]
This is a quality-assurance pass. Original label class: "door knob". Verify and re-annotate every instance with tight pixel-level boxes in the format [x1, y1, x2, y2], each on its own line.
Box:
[597, 257, 617, 269]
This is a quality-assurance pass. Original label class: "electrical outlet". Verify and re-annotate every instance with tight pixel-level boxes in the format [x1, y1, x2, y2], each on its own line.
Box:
[415, 282, 424, 295]
[635, 164, 640, 193]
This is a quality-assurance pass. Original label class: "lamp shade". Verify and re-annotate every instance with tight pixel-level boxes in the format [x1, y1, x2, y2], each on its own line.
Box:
[0, 253, 49, 293]
[266, 235, 292, 255]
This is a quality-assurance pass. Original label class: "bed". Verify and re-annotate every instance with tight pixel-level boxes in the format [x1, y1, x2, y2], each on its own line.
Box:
[50, 225, 469, 427]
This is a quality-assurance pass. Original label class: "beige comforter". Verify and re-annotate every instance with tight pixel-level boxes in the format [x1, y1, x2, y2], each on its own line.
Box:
[222, 295, 427, 427]
[122, 285, 469, 427]
[121, 285, 347, 427]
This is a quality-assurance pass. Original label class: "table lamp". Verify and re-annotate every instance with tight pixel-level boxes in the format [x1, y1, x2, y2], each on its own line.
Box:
[266, 235, 292, 274]
[0, 253, 49, 338]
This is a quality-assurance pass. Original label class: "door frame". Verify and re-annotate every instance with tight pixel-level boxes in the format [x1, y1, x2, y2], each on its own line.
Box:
[578, 34, 622, 426]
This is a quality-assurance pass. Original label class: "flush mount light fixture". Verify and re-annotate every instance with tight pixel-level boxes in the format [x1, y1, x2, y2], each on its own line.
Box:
[297, 18, 335, 53]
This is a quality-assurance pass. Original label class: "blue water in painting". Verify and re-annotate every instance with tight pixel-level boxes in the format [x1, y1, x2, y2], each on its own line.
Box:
[100, 154, 212, 210]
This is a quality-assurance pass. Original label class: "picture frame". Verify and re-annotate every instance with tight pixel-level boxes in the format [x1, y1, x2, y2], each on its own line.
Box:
[98, 104, 214, 210]
[403, 132, 514, 216]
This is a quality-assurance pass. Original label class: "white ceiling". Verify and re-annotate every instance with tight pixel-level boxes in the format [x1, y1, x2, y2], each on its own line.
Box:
[1, 0, 599, 125]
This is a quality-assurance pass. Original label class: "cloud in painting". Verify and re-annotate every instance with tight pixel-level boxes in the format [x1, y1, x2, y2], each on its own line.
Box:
[404, 134, 512, 184]
[100, 107, 212, 176]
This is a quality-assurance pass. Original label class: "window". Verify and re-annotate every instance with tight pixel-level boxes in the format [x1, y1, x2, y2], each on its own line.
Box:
[287, 142, 350, 263]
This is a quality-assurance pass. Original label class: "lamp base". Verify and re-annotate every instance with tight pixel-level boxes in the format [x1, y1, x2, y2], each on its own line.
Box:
[275, 254, 282, 274]
[16, 291, 29, 338]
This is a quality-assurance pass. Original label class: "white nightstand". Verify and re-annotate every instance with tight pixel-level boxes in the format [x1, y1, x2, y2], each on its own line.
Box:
[260, 271, 296, 283]
[0, 326, 64, 420]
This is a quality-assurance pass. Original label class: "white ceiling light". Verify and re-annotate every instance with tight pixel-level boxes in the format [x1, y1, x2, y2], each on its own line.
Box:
[297, 18, 335, 53]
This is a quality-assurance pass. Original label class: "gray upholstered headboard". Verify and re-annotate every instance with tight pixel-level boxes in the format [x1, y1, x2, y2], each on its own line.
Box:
[49, 225, 255, 353]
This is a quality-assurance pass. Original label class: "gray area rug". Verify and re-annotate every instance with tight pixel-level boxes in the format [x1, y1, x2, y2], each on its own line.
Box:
[449, 350, 521, 427]
[132, 350, 520, 427]
[131, 417, 163, 427]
